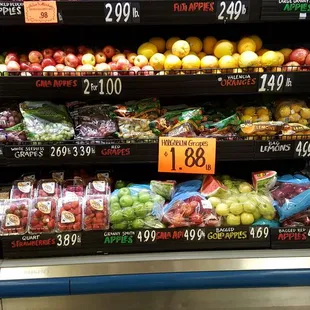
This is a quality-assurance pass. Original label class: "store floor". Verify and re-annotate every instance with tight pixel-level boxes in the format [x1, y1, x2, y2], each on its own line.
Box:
[2, 288, 310, 310]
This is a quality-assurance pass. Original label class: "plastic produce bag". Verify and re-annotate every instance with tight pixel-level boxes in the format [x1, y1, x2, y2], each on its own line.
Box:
[154, 191, 220, 228]
[282, 209, 310, 227]
[201, 175, 276, 226]
[67, 102, 117, 140]
[0, 108, 22, 129]
[271, 174, 310, 221]
[20, 101, 74, 141]
[150, 180, 176, 201]
[109, 185, 165, 230]
[237, 106, 272, 123]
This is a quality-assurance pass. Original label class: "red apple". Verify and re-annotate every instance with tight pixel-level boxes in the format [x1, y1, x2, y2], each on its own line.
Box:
[53, 50, 66, 64]
[108, 62, 118, 71]
[129, 66, 141, 75]
[63, 66, 76, 76]
[134, 55, 148, 68]
[95, 63, 111, 72]
[43, 66, 57, 76]
[29, 63, 43, 73]
[56, 64, 65, 72]
[142, 65, 155, 76]
[305, 54, 310, 66]
[80, 64, 95, 76]
[77, 54, 83, 65]
[21, 72, 32, 77]
[127, 53, 137, 64]
[5, 53, 19, 65]
[29, 51, 43, 64]
[7, 60, 20, 72]
[65, 53, 79, 68]
[19, 54, 28, 63]
[289, 48, 309, 65]
[64, 46, 76, 54]
[42, 48, 54, 59]
[284, 61, 300, 71]
[41, 57, 56, 69]
[103, 45, 116, 59]
[117, 58, 130, 70]
[112, 53, 126, 63]
[95, 52, 107, 64]
[78, 45, 88, 55]
[20, 61, 31, 71]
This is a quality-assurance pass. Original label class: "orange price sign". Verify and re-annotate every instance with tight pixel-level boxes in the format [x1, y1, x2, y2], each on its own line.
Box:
[158, 137, 216, 174]
[24, 1, 58, 24]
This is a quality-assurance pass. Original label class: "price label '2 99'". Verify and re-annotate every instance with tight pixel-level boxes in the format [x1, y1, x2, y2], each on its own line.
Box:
[158, 137, 216, 174]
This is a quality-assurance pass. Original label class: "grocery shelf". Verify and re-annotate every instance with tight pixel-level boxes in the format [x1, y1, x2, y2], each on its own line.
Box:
[0, 0, 260, 26]
[0, 137, 308, 167]
[1, 250, 310, 298]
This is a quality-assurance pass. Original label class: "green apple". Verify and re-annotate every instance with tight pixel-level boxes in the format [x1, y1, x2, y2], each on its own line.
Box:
[118, 187, 131, 198]
[238, 182, 253, 193]
[226, 214, 241, 226]
[216, 203, 230, 216]
[133, 203, 148, 218]
[110, 202, 121, 211]
[263, 213, 275, 220]
[238, 195, 248, 203]
[241, 212, 254, 225]
[144, 201, 154, 213]
[110, 196, 119, 204]
[133, 201, 141, 207]
[110, 210, 124, 224]
[132, 218, 145, 229]
[230, 187, 239, 194]
[119, 195, 134, 208]
[243, 201, 257, 213]
[221, 175, 231, 180]
[115, 180, 127, 189]
[138, 192, 151, 203]
[253, 208, 261, 221]
[113, 221, 128, 229]
[152, 194, 165, 205]
[223, 180, 233, 188]
[208, 197, 221, 207]
[229, 202, 244, 215]
[122, 207, 135, 221]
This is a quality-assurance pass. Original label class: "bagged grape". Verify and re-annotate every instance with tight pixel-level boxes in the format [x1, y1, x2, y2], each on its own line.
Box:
[67, 102, 117, 140]
[271, 174, 310, 221]
[150, 180, 176, 200]
[201, 175, 276, 226]
[20, 101, 74, 141]
[109, 184, 165, 230]
[0, 108, 22, 129]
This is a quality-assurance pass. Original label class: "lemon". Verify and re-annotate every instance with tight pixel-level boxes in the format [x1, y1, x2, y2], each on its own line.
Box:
[137, 42, 158, 59]
[218, 55, 237, 69]
[164, 50, 173, 57]
[244, 107, 256, 116]
[241, 115, 253, 122]
[232, 53, 240, 63]
[166, 37, 181, 50]
[203, 36, 217, 54]
[279, 48, 292, 62]
[276, 51, 285, 65]
[257, 48, 269, 56]
[164, 55, 181, 70]
[279, 106, 291, 117]
[232, 42, 237, 54]
[172, 40, 190, 58]
[291, 103, 302, 113]
[299, 118, 308, 125]
[289, 113, 301, 122]
[149, 53, 166, 70]
[259, 115, 270, 122]
[189, 51, 197, 56]
[238, 37, 256, 54]
[214, 40, 234, 58]
[261, 51, 279, 67]
[301, 108, 310, 119]
[201, 55, 218, 69]
[198, 52, 207, 59]
[249, 35, 263, 52]
[149, 37, 166, 53]
[186, 36, 203, 53]
[182, 55, 200, 69]
[239, 51, 259, 68]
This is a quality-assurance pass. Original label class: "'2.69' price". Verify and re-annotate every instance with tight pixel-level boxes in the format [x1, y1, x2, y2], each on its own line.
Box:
[217, 0, 248, 21]
[83, 78, 122, 96]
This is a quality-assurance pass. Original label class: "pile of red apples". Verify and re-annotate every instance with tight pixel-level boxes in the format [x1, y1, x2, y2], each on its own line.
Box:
[2, 45, 154, 76]
[285, 48, 310, 71]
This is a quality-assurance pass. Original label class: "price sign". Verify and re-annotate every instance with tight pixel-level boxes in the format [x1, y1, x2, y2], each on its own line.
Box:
[56, 232, 81, 248]
[184, 228, 205, 242]
[83, 78, 122, 96]
[294, 140, 310, 157]
[104, 2, 140, 23]
[249, 226, 269, 240]
[217, 0, 249, 21]
[158, 137, 216, 174]
[136, 230, 157, 244]
[50, 145, 96, 158]
[24, 1, 57, 23]
[257, 73, 292, 92]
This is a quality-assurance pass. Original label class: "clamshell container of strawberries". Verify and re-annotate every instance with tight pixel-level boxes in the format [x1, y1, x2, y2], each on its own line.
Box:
[158, 193, 221, 228]
[86, 180, 110, 196]
[84, 195, 109, 231]
[29, 197, 57, 234]
[37, 179, 62, 198]
[57, 197, 82, 232]
[10, 180, 34, 199]
[62, 178, 85, 198]
[1, 199, 30, 235]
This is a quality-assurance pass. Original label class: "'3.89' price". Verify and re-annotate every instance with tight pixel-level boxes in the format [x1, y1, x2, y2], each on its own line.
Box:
[56, 233, 81, 247]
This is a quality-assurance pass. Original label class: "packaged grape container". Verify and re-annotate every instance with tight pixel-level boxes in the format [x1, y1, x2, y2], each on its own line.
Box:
[29, 197, 57, 234]
[0, 108, 22, 129]
[63, 178, 85, 199]
[10, 180, 34, 199]
[83, 195, 109, 231]
[19, 101, 74, 141]
[37, 179, 62, 198]
[57, 197, 82, 232]
[1, 199, 30, 235]
[86, 180, 110, 196]
[271, 174, 310, 221]
[201, 175, 276, 226]
[109, 185, 165, 230]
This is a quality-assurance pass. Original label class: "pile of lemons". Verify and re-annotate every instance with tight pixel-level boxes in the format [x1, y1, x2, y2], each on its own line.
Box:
[136, 36, 292, 73]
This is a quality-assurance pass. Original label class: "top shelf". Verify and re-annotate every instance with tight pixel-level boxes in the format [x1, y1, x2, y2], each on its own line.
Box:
[1, 0, 308, 26]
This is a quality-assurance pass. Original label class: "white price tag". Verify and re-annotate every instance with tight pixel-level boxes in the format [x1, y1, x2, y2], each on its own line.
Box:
[104, 2, 140, 23]
[83, 78, 122, 96]
[56, 232, 81, 247]
[217, 0, 248, 21]
[249, 226, 269, 239]
[136, 230, 156, 243]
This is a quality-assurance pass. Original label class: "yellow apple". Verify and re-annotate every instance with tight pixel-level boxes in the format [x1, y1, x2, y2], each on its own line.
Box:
[149, 53, 166, 70]
[82, 53, 95, 66]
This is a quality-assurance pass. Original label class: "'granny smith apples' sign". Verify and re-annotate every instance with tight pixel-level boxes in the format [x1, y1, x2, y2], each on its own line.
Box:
[158, 137, 216, 174]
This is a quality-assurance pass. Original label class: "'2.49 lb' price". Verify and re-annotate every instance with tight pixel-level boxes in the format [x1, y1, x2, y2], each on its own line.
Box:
[83, 78, 122, 96]
[217, 0, 248, 21]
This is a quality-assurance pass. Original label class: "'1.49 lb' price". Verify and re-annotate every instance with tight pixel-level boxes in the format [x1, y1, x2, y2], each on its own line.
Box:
[50, 145, 96, 157]
[83, 78, 122, 96]
[217, 0, 248, 21]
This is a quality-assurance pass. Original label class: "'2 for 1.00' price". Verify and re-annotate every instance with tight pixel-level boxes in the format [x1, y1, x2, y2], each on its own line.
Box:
[83, 78, 122, 96]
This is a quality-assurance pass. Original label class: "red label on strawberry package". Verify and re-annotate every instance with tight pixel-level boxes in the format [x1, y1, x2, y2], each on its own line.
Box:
[57, 197, 82, 232]
[29, 197, 57, 234]
[83, 195, 109, 231]
[1, 199, 30, 235]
